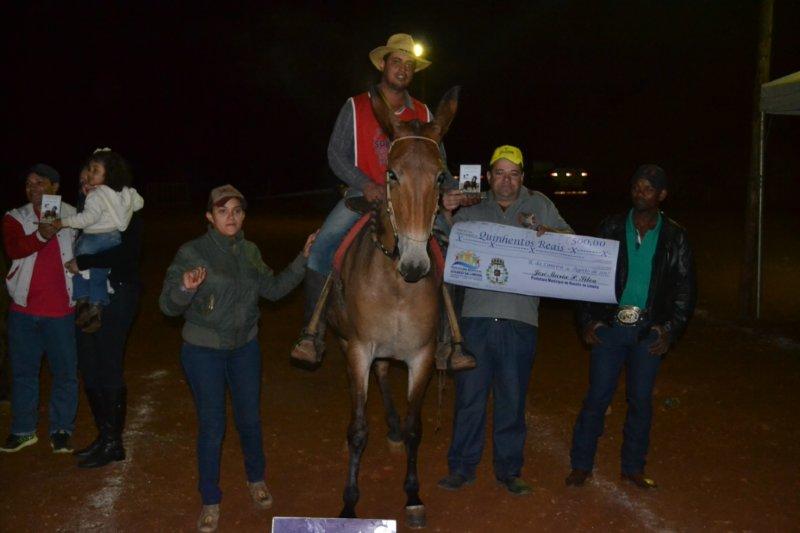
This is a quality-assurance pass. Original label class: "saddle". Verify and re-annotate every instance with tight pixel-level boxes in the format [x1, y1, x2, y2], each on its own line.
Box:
[332, 206, 445, 280]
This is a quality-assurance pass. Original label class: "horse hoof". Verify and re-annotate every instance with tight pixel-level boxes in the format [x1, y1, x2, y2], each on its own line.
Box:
[387, 436, 404, 453]
[339, 508, 356, 519]
[405, 505, 426, 529]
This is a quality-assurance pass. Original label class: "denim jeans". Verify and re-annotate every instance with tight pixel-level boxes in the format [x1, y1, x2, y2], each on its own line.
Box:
[7, 311, 78, 435]
[448, 317, 538, 480]
[307, 197, 362, 275]
[570, 323, 662, 475]
[73, 231, 122, 305]
[181, 338, 265, 505]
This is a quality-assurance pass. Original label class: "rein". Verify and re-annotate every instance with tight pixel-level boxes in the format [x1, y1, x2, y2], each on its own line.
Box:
[373, 135, 441, 258]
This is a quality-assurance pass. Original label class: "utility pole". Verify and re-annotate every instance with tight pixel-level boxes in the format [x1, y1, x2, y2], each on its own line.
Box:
[740, 0, 773, 320]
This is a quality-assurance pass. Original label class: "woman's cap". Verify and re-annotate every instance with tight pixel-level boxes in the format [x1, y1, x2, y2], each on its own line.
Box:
[208, 184, 246, 208]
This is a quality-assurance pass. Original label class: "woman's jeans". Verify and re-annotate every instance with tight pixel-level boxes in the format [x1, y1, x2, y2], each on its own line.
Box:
[73, 231, 122, 306]
[181, 339, 265, 505]
[569, 323, 662, 475]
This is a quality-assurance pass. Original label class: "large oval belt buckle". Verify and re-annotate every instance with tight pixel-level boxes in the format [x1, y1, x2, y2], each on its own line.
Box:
[616, 306, 641, 325]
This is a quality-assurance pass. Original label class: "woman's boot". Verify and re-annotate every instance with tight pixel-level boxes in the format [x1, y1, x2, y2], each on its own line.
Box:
[74, 387, 106, 458]
[79, 387, 126, 468]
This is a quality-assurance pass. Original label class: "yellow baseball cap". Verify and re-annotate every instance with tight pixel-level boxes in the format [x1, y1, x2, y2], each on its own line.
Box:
[489, 145, 523, 168]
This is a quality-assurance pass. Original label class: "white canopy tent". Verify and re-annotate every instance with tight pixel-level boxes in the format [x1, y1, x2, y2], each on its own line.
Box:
[761, 70, 800, 114]
[752, 70, 800, 317]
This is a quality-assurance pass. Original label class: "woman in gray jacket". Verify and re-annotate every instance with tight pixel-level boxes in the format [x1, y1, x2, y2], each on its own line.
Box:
[159, 184, 316, 533]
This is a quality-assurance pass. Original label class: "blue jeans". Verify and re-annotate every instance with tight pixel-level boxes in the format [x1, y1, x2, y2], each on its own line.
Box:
[307, 197, 361, 275]
[570, 323, 662, 475]
[181, 339, 265, 505]
[448, 317, 538, 480]
[73, 231, 122, 305]
[7, 311, 78, 435]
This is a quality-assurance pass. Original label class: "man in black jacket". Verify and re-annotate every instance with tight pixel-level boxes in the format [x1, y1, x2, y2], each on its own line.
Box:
[566, 164, 695, 489]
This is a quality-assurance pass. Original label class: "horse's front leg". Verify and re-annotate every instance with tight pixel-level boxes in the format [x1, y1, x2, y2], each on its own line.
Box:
[341, 345, 373, 519]
[403, 349, 434, 529]
[373, 360, 403, 446]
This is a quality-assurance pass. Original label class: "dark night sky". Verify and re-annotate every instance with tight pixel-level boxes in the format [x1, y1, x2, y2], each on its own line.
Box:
[3, 1, 799, 210]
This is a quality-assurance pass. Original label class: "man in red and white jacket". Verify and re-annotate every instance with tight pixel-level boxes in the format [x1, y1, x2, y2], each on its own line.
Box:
[1, 164, 79, 454]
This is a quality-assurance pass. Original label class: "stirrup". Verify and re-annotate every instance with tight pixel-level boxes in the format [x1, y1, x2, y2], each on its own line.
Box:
[449, 343, 477, 371]
[290, 331, 324, 365]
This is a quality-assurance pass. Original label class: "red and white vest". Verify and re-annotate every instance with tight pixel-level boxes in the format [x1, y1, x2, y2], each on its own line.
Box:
[350, 91, 431, 185]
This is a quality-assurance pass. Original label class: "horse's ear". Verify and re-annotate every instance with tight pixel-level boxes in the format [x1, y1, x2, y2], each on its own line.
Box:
[370, 91, 402, 140]
[429, 86, 460, 142]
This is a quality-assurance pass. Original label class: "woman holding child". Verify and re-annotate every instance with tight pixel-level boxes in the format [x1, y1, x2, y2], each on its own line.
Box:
[64, 149, 145, 468]
[159, 184, 316, 532]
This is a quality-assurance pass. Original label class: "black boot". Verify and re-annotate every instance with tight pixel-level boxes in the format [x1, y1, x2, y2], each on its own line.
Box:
[79, 387, 126, 468]
[74, 387, 106, 458]
[290, 270, 329, 365]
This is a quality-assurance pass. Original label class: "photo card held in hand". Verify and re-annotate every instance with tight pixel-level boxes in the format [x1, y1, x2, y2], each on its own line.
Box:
[459, 164, 482, 195]
[40, 194, 62, 223]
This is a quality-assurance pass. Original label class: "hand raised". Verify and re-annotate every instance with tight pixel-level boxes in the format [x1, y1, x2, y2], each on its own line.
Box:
[182, 267, 207, 291]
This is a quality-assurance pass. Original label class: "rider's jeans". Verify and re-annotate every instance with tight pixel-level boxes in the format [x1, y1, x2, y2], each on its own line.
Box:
[307, 196, 362, 275]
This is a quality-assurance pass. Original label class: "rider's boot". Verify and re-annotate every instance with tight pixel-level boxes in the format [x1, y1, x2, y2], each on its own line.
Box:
[290, 270, 331, 365]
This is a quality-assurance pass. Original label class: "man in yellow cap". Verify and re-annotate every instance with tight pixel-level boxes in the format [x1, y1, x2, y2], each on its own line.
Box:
[292, 33, 448, 365]
[436, 145, 573, 495]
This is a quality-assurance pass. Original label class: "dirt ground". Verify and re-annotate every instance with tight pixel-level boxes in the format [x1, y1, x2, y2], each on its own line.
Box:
[1, 198, 798, 532]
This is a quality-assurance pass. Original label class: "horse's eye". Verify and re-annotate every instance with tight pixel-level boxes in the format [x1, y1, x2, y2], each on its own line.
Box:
[436, 172, 446, 186]
[387, 170, 399, 182]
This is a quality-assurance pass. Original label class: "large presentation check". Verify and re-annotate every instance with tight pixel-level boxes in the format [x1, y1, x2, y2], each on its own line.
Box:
[444, 221, 619, 304]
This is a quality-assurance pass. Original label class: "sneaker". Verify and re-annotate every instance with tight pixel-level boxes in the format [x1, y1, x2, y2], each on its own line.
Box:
[497, 476, 533, 496]
[0, 433, 38, 453]
[437, 473, 475, 491]
[247, 480, 273, 509]
[197, 504, 220, 533]
[50, 431, 73, 454]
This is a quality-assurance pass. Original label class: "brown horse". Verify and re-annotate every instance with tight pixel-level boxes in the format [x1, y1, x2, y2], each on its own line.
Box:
[326, 87, 459, 528]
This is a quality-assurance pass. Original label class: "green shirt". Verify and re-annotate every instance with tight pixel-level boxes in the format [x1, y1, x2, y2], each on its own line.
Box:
[619, 210, 662, 308]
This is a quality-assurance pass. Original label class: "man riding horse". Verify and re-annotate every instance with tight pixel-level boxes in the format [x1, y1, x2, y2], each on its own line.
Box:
[291, 33, 474, 370]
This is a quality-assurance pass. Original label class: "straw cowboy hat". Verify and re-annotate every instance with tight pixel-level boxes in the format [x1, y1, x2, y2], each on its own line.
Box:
[369, 33, 431, 72]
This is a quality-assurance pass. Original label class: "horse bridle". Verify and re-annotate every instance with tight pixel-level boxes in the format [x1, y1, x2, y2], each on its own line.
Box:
[372, 135, 442, 259]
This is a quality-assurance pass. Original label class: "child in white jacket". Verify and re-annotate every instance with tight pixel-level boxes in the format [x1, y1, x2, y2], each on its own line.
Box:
[54, 149, 144, 331]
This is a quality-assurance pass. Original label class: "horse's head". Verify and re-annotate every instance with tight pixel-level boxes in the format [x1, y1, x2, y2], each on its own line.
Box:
[371, 86, 459, 282]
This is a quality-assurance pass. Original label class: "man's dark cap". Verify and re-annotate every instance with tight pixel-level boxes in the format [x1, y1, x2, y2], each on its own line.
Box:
[25, 163, 61, 183]
[631, 164, 666, 190]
